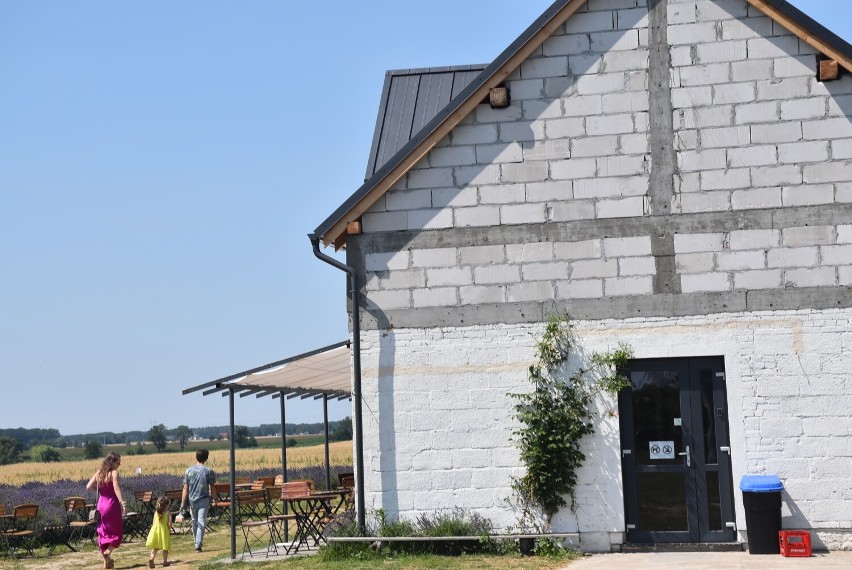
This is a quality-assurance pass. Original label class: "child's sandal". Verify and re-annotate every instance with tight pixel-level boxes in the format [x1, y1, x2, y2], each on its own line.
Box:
[149, 560, 155, 569]
[163, 563, 171, 567]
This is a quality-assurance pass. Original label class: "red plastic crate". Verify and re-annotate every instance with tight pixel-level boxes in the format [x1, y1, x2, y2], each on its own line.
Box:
[779, 530, 812, 557]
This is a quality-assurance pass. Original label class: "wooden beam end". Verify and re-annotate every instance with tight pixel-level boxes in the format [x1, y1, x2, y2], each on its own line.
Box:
[819, 59, 840, 82]
[346, 220, 362, 235]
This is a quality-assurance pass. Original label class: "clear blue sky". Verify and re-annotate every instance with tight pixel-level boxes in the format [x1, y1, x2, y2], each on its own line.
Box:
[0, 0, 847, 435]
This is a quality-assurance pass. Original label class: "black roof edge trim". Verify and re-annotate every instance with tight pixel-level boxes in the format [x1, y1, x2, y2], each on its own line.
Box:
[313, 0, 575, 240]
[763, 0, 852, 61]
[384, 64, 488, 77]
[182, 340, 349, 395]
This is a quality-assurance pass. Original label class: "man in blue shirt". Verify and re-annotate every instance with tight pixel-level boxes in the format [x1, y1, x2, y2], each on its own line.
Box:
[180, 448, 216, 552]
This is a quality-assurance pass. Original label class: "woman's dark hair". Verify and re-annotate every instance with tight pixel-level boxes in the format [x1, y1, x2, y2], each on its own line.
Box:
[96, 452, 121, 484]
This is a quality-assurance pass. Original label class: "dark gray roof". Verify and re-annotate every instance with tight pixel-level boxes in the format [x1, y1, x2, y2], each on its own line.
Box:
[365, 65, 487, 179]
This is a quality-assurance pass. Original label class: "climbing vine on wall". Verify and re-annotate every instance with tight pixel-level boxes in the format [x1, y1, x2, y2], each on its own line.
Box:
[510, 314, 633, 526]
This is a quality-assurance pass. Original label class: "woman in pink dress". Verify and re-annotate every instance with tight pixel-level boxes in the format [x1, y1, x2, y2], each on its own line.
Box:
[87, 452, 127, 569]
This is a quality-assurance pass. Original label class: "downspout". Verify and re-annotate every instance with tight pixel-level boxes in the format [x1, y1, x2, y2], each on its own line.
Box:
[309, 233, 366, 535]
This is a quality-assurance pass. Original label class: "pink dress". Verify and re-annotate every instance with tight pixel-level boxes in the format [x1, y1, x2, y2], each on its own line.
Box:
[97, 479, 123, 552]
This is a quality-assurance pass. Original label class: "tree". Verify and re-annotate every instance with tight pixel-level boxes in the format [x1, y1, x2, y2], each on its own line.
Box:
[286, 437, 298, 448]
[148, 424, 168, 452]
[0, 436, 23, 465]
[31, 444, 62, 462]
[175, 425, 193, 451]
[234, 426, 257, 448]
[84, 440, 103, 460]
[330, 417, 353, 442]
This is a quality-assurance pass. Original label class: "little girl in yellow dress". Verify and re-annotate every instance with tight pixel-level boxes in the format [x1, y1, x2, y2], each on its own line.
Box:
[146, 496, 173, 567]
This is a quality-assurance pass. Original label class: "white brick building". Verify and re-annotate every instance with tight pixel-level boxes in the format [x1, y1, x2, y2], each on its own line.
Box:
[313, 0, 852, 552]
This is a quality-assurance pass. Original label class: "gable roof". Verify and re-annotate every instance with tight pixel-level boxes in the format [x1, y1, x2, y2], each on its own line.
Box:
[314, 0, 852, 249]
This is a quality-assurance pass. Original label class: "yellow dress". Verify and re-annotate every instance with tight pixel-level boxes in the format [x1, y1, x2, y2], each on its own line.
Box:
[146, 512, 171, 551]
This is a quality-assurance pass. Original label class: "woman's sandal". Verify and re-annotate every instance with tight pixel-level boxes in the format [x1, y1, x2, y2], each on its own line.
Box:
[104, 554, 115, 569]
[164, 563, 171, 567]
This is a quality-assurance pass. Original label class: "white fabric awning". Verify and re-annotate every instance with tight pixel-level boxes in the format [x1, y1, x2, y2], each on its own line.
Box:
[182, 341, 352, 400]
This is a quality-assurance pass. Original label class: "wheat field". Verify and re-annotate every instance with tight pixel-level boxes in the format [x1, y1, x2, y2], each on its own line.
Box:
[0, 441, 352, 486]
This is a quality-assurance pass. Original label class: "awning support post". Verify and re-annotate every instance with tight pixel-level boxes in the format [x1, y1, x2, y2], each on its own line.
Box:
[324, 394, 331, 491]
[228, 387, 236, 560]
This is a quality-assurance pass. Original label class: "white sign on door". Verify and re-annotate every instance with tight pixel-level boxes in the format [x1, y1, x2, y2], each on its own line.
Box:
[649, 441, 675, 460]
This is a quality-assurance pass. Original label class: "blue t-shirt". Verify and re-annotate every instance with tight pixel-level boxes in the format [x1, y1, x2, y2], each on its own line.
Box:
[183, 464, 215, 502]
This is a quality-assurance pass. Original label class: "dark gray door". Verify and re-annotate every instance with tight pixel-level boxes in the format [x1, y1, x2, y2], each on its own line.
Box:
[619, 357, 735, 543]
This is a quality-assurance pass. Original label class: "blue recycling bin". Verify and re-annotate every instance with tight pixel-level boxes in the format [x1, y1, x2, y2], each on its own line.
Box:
[740, 475, 783, 554]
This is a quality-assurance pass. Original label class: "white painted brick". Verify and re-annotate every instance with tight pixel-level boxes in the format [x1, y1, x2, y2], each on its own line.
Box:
[756, 77, 809, 100]
[679, 64, 731, 86]
[747, 36, 800, 59]
[696, 0, 747, 19]
[575, 73, 627, 95]
[700, 126, 750, 148]
[386, 189, 432, 211]
[473, 265, 520, 285]
[408, 167, 454, 189]
[545, 117, 586, 139]
[780, 98, 826, 121]
[803, 118, 852, 140]
[500, 203, 547, 224]
[409, 208, 453, 230]
[574, 175, 648, 198]
[721, 17, 772, 40]
[523, 99, 563, 120]
[668, 22, 717, 45]
[681, 272, 730, 293]
[526, 181, 572, 202]
[554, 278, 603, 299]
[412, 248, 457, 268]
[672, 86, 713, 108]
[729, 229, 780, 250]
[700, 168, 751, 190]
[475, 104, 523, 123]
[604, 276, 653, 296]
[459, 245, 504, 265]
[675, 106, 733, 129]
[543, 34, 591, 56]
[680, 190, 731, 212]
[604, 236, 652, 257]
[426, 267, 473, 288]
[571, 258, 618, 279]
[476, 142, 523, 164]
[784, 267, 836, 287]
[751, 122, 802, 144]
[773, 55, 816, 78]
[731, 187, 782, 209]
[506, 242, 553, 263]
[822, 245, 852, 266]
[728, 145, 777, 167]
[507, 79, 545, 101]
[455, 206, 500, 227]
[675, 170, 700, 192]
[366, 251, 410, 272]
[375, 269, 426, 290]
[782, 226, 835, 247]
[669, 1, 697, 24]
[713, 82, 756, 104]
[549, 200, 597, 221]
[413, 287, 458, 308]
[781, 184, 834, 207]
[363, 211, 408, 233]
[551, 158, 598, 180]
[521, 55, 568, 79]
[522, 139, 571, 161]
[365, 289, 410, 310]
[587, 0, 639, 10]
[621, 133, 649, 154]
[633, 111, 649, 131]
[842, 267, 852, 285]
[676, 252, 715, 273]
[767, 247, 818, 268]
[590, 29, 640, 51]
[752, 164, 802, 186]
[837, 225, 852, 243]
[572, 135, 620, 158]
[459, 285, 504, 305]
[554, 240, 602, 261]
[595, 196, 644, 217]
[597, 155, 647, 176]
[564, 10, 616, 33]
[670, 45, 694, 67]
[734, 101, 778, 124]
[500, 120, 546, 143]
[697, 41, 747, 64]
[779, 141, 829, 164]
[521, 261, 570, 281]
[616, 7, 648, 29]
[507, 281, 555, 303]
[501, 162, 549, 183]
[832, 139, 852, 160]
[479, 184, 525, 205]
[827, 95, 852, 117]
[587, 113, 635, 135]
[732, 60, 772, 82]
[452, 124, 499, 145]
[733, 269, 783, 290]
[802, 161, 852, 184]
[561, 95, 604, 117]
[618, 256, 656, 276]
[716, 250, 765, 270]
[679, 149, 726, 171]
[603, 50, 649, 72]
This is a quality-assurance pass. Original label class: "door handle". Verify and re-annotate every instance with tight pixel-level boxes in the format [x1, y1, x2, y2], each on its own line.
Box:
[678, 445, 691, 467]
